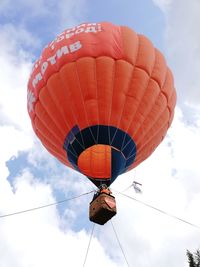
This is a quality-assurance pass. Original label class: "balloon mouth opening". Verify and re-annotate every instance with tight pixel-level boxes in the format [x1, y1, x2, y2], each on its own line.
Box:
[78, 144, 112, 179]
[63, 124, 137, 186]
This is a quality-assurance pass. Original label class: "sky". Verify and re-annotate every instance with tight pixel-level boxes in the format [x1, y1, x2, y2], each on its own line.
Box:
[0, 0, 200, 266]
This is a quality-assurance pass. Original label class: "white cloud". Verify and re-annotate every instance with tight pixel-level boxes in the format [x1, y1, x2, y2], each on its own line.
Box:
[0, 24, 36, 131]
[0, 0, 55, 18]
[56, 0, 88, 30]
[0, 24, 35, 188]
[0, 0, 87, 34]
[0, 23, 34, 184]
[152, 0, 172, 12]
[152, 0, 200, 113]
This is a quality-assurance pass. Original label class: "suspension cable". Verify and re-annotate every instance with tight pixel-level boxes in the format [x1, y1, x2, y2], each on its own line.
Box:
[0, 190, 95, 219]
[114, 190, 200, 230]
[83, 223, 95, 267]
[111, 220, 130, 267]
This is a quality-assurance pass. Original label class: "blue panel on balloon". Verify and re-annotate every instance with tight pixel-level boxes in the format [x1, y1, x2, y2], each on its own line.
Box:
[111, 148, 126, 183]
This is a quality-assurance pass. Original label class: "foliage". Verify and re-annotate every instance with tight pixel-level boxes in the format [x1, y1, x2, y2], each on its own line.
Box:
[187, 250, 200, 267]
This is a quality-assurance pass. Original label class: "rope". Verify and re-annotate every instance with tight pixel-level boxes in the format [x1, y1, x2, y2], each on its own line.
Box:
[121, 183, 134, 193]
[83, 223, 95, 267]
[0, 190, 95, 219]
[111, 220, 130, 267]
[115, 190, 200, 230]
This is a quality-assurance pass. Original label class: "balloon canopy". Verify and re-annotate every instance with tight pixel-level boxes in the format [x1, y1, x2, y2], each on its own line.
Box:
[27, 22, 176, 187]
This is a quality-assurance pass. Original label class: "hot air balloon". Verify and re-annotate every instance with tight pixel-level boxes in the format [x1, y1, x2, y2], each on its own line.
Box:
[27, 22, 176, 225]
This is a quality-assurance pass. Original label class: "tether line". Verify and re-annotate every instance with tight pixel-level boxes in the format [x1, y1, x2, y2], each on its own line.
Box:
[0, 190, 95, 219]
[115, 190, 200, 230]
[83, 223, 95, 267]
[111, 220, 130, 267]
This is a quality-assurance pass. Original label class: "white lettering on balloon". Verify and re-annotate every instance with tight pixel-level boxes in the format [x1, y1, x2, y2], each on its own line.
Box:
[27, 89, 36, 113]
[50, 23, 102, 49]
[32, 41, 82, 88]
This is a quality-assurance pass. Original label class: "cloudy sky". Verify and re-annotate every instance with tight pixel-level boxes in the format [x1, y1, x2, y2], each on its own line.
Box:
[0, 0, 200, 266]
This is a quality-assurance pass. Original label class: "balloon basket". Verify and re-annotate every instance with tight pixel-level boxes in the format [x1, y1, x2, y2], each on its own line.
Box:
[89, 193, 117, 225]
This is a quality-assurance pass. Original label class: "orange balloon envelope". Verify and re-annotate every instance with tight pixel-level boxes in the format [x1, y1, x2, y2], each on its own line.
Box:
[27, 22, 176, 187]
